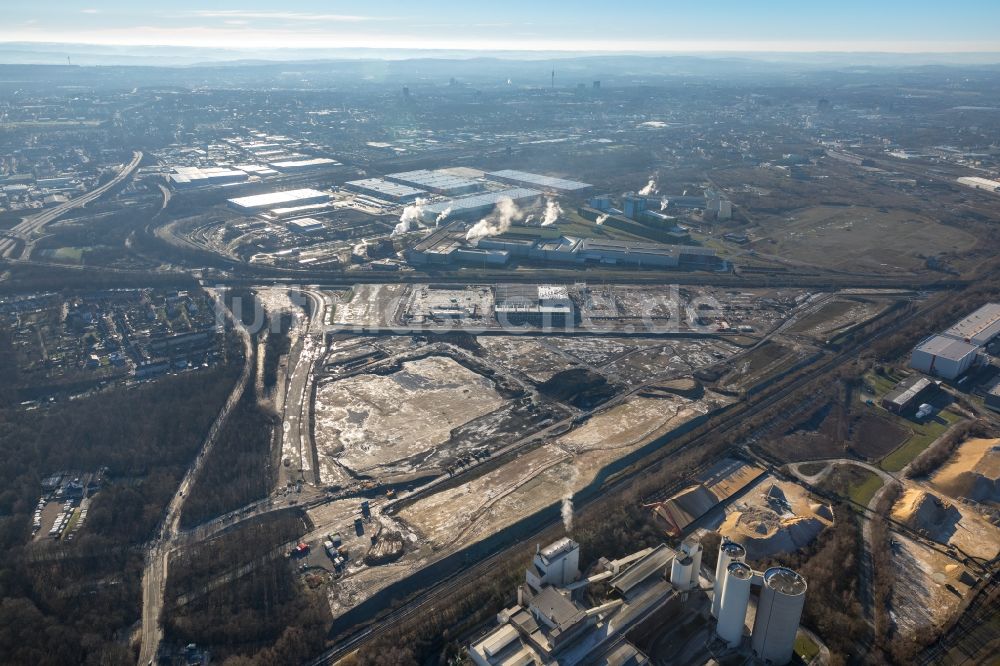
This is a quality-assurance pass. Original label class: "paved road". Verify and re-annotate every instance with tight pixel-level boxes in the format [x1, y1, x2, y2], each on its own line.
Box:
[136, 288, 253, 666]
[0, 151, 142, 260]
[280, 288, 327, 487]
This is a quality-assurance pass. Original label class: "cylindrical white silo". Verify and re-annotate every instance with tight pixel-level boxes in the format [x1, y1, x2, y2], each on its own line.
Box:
[752, 567, 808, 666]
[712, 540, 747, 618]
[670, 555, 694, 590]
[717, 561, 753, 647]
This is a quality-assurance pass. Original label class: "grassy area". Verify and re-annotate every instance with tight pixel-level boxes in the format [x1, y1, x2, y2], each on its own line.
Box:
[849, 472, 884, 507]
[864, 370, 896, 396]
[817, 464, 884, 510]
[797, 462, 828, 476]
[795, 633, 821, 662]
[880, 409, 962, 473]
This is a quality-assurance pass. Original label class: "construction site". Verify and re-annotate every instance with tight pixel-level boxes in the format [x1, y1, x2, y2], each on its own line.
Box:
[265, 279, 890, 637]
[237, 277, 980, 647]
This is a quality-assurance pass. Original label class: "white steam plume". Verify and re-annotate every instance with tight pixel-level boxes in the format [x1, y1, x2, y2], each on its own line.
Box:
[434, 206, 452, 226]
[595, 213, 609, 225]
[465, 197, 521, 242]
[638, 178, 658, 196]
[660, 196, 669, 211]
[523, 214, 535, 226]
[392, 197, 428, 236]
[561, 496, 574, 532]
[541, 198, 563, 226]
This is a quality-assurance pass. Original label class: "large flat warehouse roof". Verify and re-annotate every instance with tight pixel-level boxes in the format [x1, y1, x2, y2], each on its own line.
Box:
[228, 188, 330, 210]
[485, 169, 592, 192]
[385, 169, 483, 194]
[423, 188, 542, 216]
[344, 178, 426, 199]
[942, 303, 1000, 346]
[268, 157, 339, 170]
[914, 334, 980, 361]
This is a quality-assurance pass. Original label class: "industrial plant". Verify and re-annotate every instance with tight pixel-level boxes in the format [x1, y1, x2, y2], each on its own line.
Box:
[468, 536, 807, 666]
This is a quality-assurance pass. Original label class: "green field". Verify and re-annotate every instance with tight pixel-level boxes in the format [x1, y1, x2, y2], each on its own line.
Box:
[864, 370, 897, 396]
[849, 472, 885, 507]
[49, 246, 85, 262]
[880, 409, 962, 473]
[818, 464, 884, 510]
[795, 633, 821, 662]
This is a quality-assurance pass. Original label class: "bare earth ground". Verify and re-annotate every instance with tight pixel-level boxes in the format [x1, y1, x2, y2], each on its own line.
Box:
[308, 392, 729, 622]
[888, 532, 972, 639]
[332, 284, 408, 327]
[313, 355, 505, 481]
[398, 392, 734, 551]
[750, 205, 978, 274]
[476, 336, 581, 383]
[885, 438, 1000, 639]
[787, 296, 894, 340]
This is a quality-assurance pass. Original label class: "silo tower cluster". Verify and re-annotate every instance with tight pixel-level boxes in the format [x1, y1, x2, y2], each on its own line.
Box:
[710, 538, 807, 665]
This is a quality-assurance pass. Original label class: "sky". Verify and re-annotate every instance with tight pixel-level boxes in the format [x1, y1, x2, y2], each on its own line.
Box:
[3, 1, 1000, 54]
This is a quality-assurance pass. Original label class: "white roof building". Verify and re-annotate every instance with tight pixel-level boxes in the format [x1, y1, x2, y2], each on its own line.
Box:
[228, 188, 330, 212]
[910, 334, 981, 380]
[941, 303, 1000, 347]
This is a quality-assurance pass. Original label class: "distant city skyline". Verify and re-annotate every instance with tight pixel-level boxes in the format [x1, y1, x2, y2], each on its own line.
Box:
[3, 0, 999, 54]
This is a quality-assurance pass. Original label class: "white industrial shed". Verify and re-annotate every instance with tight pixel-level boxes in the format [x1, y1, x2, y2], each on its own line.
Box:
[941, 303, 1000, 347]
[227, 188, 330, 212]
[909, 335, 981, 380]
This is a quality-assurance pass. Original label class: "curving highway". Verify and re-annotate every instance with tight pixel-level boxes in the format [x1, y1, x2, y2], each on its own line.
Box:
[0, 150, 142, 260]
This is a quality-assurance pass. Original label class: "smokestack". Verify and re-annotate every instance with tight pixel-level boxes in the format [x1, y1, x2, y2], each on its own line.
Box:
[551, 68, 555, 89]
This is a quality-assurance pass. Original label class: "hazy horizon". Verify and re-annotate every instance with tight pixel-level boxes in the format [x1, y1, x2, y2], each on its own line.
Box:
[2, 41, 1000, 69]
[3, 0, 1000, 59]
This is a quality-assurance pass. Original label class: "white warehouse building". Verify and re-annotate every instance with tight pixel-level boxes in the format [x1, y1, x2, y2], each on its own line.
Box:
[227, 188, 330, 213]
[941, 303, 1000, 347]
[909, 334, 981, 380]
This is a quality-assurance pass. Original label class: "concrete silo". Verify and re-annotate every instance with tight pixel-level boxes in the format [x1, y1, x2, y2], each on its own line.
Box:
[670, 554, 694, 590]
[716, 561, 753, 647]
[752, 567, 808, 665]
[670, 538, 703, 591]
[682, 539, 703, 589]
[712, 540, 747, 618]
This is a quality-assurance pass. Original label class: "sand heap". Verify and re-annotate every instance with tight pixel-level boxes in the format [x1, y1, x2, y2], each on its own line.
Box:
[931, 438, 1000, 505]
[719, 505, 827, 559]
[892, 488, 961, 536]
[809, 502, 834, 520]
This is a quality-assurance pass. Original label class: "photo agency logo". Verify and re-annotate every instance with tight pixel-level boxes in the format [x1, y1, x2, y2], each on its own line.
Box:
[307, 284, 725, 338]
[213, 286, 311, 336]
